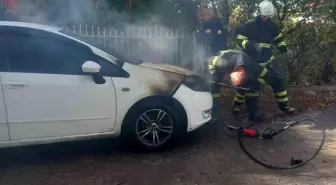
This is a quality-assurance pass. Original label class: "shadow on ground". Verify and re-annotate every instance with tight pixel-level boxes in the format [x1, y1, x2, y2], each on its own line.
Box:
[0, 104, 335, 185]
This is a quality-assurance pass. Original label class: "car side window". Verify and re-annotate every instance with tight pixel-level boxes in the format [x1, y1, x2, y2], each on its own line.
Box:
[93, 55, 129, 78]
[5, 31, 92, 75]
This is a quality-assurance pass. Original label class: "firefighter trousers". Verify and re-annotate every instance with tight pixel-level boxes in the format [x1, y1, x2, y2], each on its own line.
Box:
[233, 80, 261, 118]
[233, 60, 291, 114]
[206, 48, 223, 119]
[210, 71, 222, 118]
[260, 59, 290, 109]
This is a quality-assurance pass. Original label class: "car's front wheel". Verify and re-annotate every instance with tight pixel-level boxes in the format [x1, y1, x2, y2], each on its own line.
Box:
[121, 100, 186, 151]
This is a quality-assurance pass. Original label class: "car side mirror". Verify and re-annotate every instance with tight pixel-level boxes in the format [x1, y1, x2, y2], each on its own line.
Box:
[82, 61, 106, 84]
[81, 61, 101, 73]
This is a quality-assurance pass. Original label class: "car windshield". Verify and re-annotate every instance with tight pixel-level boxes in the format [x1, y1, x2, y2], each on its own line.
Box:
[59, 29, 143, 65]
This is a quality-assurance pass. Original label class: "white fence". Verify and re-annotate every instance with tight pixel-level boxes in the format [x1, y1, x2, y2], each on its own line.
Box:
[65, 25, 196, 67]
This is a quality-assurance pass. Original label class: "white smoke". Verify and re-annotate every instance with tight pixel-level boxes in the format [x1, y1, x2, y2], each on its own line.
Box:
[8, 0, 208, 76]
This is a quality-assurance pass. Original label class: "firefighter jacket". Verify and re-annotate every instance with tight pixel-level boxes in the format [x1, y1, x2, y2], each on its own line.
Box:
[235, 15, 287, 65]
[208, 50, 264, 81]
[200, 18, 228, 55]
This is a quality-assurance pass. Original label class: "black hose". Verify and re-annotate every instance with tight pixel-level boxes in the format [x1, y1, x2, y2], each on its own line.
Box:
[236, 118, 326, 170]
[212, 80, 325, 169]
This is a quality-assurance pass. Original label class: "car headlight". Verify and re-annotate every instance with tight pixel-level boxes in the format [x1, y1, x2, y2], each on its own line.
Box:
[182, 75, 210, 92]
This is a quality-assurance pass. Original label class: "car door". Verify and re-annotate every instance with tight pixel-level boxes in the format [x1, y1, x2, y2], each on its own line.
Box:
[0, 38, 10, 142]
[0, 26, 119, 140]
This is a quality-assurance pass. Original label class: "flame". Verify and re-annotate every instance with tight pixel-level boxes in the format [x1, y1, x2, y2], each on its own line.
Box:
[230, 67, 246, 86]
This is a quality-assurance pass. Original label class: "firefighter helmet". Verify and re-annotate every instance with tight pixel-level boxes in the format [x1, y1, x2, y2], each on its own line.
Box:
[258, 0, 275, 17]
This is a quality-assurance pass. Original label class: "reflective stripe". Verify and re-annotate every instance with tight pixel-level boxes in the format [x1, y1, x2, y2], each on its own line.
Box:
[224, 49, 236, 53]
[208, 56, 215, 69]
[260, 56, 275, 67]
[212, 93, 221, 98]
[257, 77, 266, 84]
[258, 43, 272, 48]
[237, 34, 248, 40]
[257, 67, 269, 85]
[233, 96, 245, 103]
[217, 49, 234, 57]
[245, 92, 259, 97]
[208, 50, 236, 69]
[212, 56, 220, 68]
[277, 41, 286, 47]
[242, 40, 248, 48]
[235, 92, 245, 99]
[212, 56, 220, 65]
[208, 56, 220, 70]
[275, 91, 287, 97]
[274, 33, 283, 40]
[257, 67, 268, 84]
[217, 51, 226, 56]
[259, 67, 268, 77]
[276, 97, 289, 102]
[218, 50, 235, 56]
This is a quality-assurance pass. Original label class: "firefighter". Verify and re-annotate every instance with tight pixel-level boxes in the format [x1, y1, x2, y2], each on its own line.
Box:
[200, 8, 228, 55]
[208, 50, 271, 121]
[234, 0, 295, 115]
[199, 8, 229, 120]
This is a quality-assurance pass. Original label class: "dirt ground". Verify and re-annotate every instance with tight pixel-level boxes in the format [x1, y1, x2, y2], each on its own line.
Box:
[0, 89, 336, 185]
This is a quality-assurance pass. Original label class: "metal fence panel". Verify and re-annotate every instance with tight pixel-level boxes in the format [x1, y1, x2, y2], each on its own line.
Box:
[65, 24, 189, 67]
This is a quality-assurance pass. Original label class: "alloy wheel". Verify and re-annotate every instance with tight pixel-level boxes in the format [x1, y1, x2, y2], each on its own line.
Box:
[135, 109, 174, 147]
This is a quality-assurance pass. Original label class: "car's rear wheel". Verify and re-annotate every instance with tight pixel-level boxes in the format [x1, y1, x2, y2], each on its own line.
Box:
[121, 100, 186, 151]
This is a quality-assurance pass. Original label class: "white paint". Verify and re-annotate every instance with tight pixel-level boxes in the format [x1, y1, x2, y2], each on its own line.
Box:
[1, 72, 116, 140]
[81, 61, 101, 73]
[173, 84, 213, 131]
[0, 76, 10, 141]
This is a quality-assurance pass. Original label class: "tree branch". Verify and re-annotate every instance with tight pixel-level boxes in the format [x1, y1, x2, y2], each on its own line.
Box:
[281, 4, 288, 22]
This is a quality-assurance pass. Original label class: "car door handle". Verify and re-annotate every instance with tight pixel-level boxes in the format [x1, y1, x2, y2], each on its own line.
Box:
[5, 82, 29, 89]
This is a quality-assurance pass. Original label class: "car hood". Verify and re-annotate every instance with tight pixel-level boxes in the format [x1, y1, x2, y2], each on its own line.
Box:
[138, 63, 193, 76]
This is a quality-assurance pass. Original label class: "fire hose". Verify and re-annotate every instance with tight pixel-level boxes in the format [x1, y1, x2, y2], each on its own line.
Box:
[209, 81, 250, 91]
[209, 81, 326, 170]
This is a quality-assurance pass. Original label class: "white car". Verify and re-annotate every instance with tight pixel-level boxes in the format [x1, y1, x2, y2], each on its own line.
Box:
[0, 21, 213, 150]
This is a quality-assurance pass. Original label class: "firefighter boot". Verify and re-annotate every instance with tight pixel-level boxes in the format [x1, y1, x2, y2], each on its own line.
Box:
[232, 104, 241, 115]
[275, 92, 295, 114]
[232, 92, 245, 115]
[248, 111, 263, 122]
[278, 102, 295, 114]
[245, 93, 263, 122]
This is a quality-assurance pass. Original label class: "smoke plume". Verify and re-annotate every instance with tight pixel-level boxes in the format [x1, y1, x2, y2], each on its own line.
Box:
[7, 0, 208, 76]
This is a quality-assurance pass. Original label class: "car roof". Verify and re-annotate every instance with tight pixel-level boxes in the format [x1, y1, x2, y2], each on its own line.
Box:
[0, 21, 63, 33]
[0, 21, 119, 64]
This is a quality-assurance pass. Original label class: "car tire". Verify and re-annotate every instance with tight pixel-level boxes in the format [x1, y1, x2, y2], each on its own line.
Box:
[121, 100, 186, 151]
